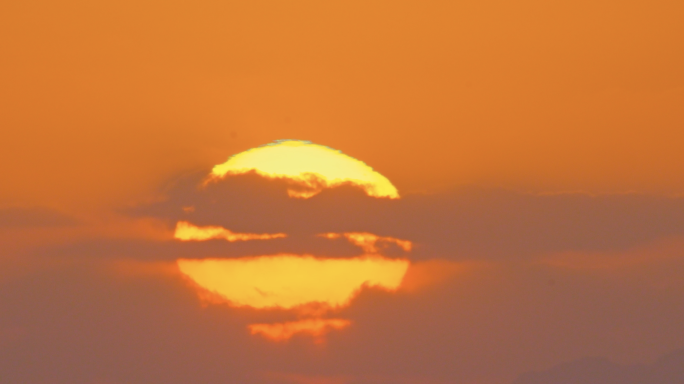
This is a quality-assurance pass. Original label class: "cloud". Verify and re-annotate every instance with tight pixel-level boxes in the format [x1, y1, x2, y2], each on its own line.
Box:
[319, 232, 412, 254]
[540, 236, 684, 270]
[512, 348, 684, 384]
[7, 172, 684, 384]
[125, 171, 684, 261]
[32, 234, 363, 261]
[4, 240, 684, 384]
[249, 319, 351, 343]
[174, 220, 287, 242]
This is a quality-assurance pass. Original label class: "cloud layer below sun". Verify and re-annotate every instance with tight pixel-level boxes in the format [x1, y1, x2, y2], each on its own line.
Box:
[6, 141, 684, 383]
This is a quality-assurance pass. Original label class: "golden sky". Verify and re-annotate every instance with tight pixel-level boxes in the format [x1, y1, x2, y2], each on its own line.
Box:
[2, 1, 684, 384]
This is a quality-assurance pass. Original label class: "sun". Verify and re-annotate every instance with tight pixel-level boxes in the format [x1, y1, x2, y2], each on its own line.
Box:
[177, 255, 409, 309]
[208, 140, 399, 199]
[175, 140, 410, 342]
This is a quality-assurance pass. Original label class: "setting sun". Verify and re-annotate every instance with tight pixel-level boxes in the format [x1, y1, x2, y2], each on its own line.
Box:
[208, 140, 399, 199]
[177, 255, 409, 310]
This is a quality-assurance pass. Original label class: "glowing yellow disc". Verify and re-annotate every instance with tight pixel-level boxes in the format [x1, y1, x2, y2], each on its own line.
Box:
[177, 255, 409, 309]
[209, 140, 399, 199]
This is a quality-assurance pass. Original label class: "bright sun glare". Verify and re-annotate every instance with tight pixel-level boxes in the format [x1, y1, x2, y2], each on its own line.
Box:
[177, 255, 409, 310]
[208, 140, 399, 199]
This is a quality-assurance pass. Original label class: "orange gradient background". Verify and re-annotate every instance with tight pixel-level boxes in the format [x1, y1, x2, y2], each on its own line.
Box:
[2, 1, 684, 384]
[1, 0, 683, 213]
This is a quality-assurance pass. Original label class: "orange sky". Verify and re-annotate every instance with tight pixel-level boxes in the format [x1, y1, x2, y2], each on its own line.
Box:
[1, 0, 683, 211]
[2, 2, 684, 384]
